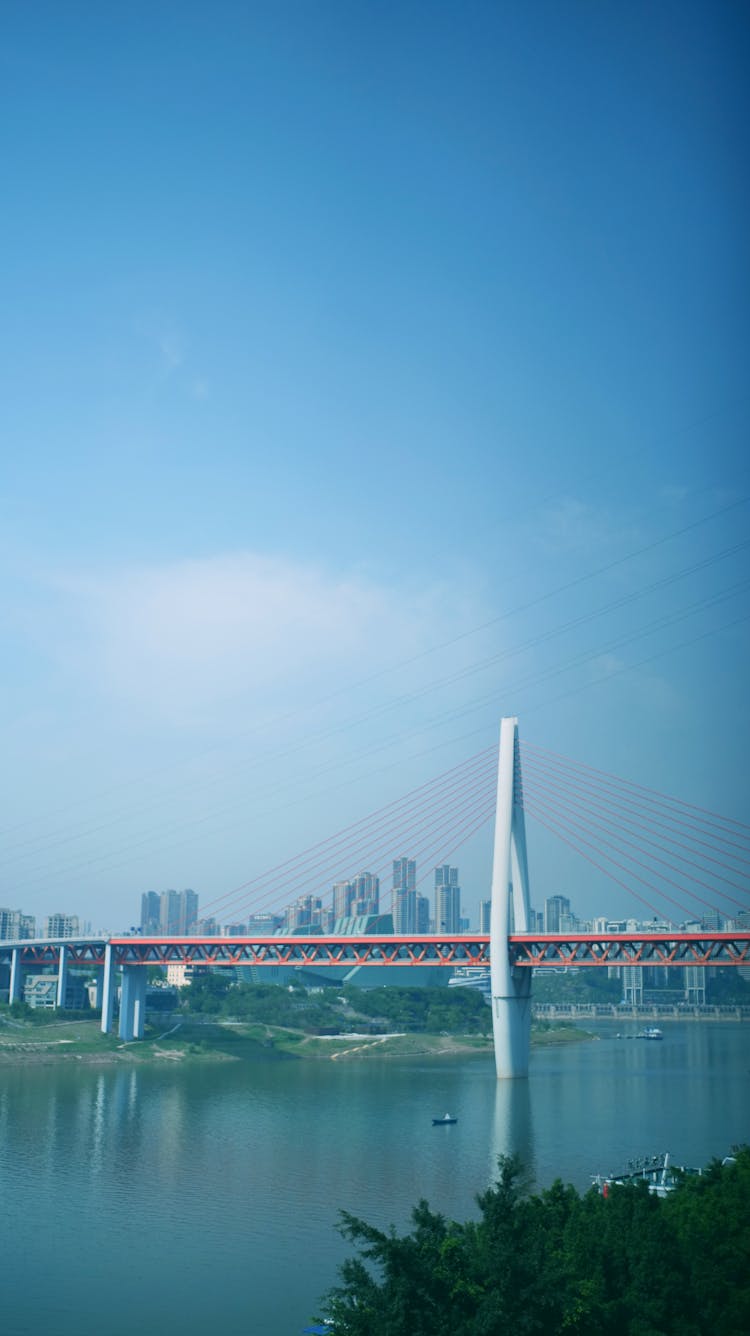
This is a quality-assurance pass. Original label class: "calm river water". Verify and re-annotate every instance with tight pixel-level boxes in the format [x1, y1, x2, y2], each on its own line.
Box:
[1, 1021, 748, 1336]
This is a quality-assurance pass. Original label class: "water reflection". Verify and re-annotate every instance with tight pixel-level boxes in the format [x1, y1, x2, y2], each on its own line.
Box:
[0, 1026, 747, 1336]
[489, 1076, 535, 1185]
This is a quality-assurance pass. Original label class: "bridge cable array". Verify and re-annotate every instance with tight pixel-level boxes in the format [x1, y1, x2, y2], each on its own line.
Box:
[519, 741, 750, 928]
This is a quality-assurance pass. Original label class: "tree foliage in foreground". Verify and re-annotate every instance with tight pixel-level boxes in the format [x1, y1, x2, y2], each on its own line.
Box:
[323, 1149, 750, 1336]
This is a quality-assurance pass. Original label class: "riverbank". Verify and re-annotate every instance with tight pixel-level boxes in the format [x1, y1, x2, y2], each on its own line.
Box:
[0, 1014, 592, 1065]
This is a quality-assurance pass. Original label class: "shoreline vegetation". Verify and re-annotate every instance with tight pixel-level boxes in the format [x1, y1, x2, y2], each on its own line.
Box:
[0, 1013, 589, 1067]
[321, 1151, 750, 1335]
[2, 966, 746, 1070]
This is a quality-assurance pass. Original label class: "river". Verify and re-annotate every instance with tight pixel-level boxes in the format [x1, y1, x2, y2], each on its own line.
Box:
[1, 1021, 748, 1336]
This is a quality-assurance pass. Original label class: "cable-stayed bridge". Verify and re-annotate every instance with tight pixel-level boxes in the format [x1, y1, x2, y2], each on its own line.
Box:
[2, 719, 748, 1076]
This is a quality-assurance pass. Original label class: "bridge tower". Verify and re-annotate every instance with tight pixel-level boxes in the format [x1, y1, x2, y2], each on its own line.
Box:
[490, 717, 532, 1078]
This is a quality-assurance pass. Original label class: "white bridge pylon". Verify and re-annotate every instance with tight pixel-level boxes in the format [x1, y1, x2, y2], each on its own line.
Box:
[490, 716, 532, 1078]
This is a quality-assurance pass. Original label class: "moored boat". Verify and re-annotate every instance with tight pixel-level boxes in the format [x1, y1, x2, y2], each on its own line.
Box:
[593, 1152, 699, 1198]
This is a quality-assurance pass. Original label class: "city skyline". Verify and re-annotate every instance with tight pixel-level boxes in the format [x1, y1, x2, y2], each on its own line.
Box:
[1, 4, 747, 930]
[3, 875, 745, 944]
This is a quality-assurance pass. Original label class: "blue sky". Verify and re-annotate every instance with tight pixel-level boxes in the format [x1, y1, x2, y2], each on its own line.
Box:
[1, 1, 748, 931]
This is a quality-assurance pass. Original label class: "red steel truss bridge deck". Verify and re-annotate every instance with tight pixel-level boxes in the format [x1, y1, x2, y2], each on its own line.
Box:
[3, 931, 748, 972]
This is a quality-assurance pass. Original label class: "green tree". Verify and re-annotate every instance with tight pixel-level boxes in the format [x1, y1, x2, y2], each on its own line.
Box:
[323, 1151, 750, 1336]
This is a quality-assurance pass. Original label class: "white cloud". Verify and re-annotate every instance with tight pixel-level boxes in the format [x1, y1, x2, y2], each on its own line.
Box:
[47, 554, 487, 729]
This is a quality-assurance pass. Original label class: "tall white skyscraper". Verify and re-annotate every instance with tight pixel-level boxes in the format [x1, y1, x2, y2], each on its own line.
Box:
[434, 864, 461, 933]
[393, 857, 416, 933]
[333, 880, 354, 919]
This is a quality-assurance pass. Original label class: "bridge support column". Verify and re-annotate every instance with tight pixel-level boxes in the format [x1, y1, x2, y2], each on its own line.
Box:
[100, 943, 116, 1034]
[9, 948, 24, 1004]
[56, 944, 69, 1010]
[133, 967, 147, 1038]
[490, 717, 532, 1079]
[119, 966, 146, 1041]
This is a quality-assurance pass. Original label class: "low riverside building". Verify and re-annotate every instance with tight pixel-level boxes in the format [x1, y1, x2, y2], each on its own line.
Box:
[23, 973, 89, 1010]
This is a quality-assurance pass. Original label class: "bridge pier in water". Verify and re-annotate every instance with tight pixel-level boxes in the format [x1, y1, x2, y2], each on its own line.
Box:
[490, 716, 533, 1079]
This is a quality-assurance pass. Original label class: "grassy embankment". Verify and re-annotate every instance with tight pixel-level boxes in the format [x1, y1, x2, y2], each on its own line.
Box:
[0, 1010, 589, 1065]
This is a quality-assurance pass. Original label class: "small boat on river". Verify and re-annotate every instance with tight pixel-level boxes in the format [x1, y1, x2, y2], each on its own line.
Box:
[638, 1027, 664, 1040]
[432, 1113, 457, 1125]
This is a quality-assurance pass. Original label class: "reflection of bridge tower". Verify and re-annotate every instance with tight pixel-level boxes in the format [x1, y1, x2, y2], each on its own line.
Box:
[490, 717, 532, 1078]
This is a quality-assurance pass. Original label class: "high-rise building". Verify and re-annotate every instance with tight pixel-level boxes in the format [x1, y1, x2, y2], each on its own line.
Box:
[544, 895, 571, 933]
[158, 889, 198, 935]
[333, 880, 353, 919]
[479, 899, 491, 934]
[416, 894, 430, 934]
[141, 891, 161, 934]
[0, 908, 36, 940]
[351, 871, 379, 916]
[333, 872, 379, 921]
[434, 864, 461, 934]
[179, 889, 198, 934]
[44, 913, 80, 939]
[160, 889, 181, 934]
[393, 857, 416, 934]
[285, 895, 324, 931]
[195, 917, 219, 936]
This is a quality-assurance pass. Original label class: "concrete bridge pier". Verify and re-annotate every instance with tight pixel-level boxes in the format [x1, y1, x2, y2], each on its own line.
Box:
[119, 965, 147, 1041]
[56, 944, 69, 1009]
[490, 717, 532, 1079]
[100, 943, 116, 1034]
[9, 948, 24, 1005]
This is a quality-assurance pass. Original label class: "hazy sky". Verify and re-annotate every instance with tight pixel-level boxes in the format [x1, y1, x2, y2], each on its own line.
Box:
[2, 1, 748, 931]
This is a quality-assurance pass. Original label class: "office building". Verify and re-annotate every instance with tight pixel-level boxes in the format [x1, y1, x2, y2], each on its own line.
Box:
[245, 914, 280, 935]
